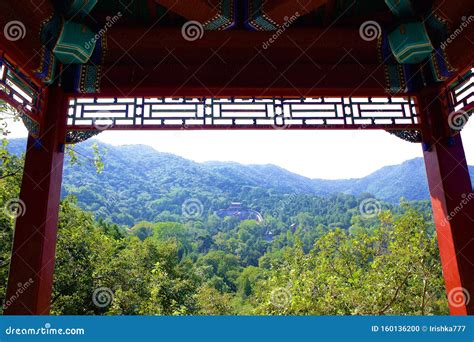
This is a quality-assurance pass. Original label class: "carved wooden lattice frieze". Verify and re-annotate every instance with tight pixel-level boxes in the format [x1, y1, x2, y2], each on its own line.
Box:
[67, 96, 420, 130]
[0, 55, 42, 117]
[449, 68, 473, 113]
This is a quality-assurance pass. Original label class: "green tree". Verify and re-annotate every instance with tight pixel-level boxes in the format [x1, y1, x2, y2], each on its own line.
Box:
[253, 208, 448, 315]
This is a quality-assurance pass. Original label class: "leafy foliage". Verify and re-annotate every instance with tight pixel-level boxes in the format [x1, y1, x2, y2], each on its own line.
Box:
[253, 209, 447, 315]
[0, 138, 449, 315]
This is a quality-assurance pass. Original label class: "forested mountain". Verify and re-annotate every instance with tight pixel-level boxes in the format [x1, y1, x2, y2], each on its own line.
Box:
[7, 138, 474, 226]
[1, 138, 449, 315]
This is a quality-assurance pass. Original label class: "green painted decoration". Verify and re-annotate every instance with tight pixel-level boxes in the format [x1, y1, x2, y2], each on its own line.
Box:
[67, 0, 98, 17]
[246, 0, 278, 31]
[20, 112, 40, 138]
[53, 21, 96, 64]
[387, 130, 422, 143]
[388, 22, 433, 64]
[66, 130, 101, 144]
[204, 0, 236, 31]
[384, 0, 415, 17]
[79, 65, 102, 93]
[51, 0, 98, 18]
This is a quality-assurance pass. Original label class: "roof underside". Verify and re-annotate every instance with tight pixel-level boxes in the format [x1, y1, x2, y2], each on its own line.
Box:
[0, 0, 472, 96]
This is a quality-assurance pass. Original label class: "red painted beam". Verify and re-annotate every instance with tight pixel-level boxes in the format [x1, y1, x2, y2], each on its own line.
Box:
[420, 87, 474, 315]
[323, 0, 337, 26]
[99, 63, 388, 97]
[102, 27, 385, 94]
[433, 0, 474, 28]
[3, 87, 68, 315]
[154, 0, 221, 23]
[0, 0, 54, 80]
[254, 0, 328, 26]
[433, 0, 474, 77]
[444, 25, 474, 77]
[105, 28, 379, 65]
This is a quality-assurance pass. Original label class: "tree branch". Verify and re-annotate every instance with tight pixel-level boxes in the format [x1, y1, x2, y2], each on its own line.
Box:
[378, 271, 411, 315]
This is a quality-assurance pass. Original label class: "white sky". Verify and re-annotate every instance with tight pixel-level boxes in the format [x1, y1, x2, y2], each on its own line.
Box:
[6, 118, 474, 180]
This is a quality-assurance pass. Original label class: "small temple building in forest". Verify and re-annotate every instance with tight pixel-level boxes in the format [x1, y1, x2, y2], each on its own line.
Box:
[216, 202, 264, 223]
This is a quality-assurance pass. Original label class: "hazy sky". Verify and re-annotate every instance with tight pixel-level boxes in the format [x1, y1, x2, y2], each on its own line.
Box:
[6, 118, 474, 180]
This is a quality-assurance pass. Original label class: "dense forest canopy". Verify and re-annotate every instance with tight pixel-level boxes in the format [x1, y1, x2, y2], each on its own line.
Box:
[0, 136, 449, 315]
[6, 138, 461, 226]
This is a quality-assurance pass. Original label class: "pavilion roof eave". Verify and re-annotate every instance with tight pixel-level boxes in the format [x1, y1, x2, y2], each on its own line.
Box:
[0, 0, 53, 79]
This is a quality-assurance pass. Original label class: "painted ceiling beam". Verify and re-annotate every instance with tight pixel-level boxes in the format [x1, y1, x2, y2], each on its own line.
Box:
[257, 0, 328, 25]
[153, 0, 221, 24]
[97, 61, 387, 97]
[444, 24, 474, 76]
[323, 0, 337, 26]
[104, 27, 379, 65]
[90, 26, 386, 94]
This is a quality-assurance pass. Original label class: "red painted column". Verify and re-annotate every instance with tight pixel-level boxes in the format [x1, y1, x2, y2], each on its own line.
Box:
[3, 87, 68, 315]
[420, 87, 474, 315]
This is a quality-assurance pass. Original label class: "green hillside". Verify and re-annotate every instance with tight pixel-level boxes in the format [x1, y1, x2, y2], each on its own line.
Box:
[1, 138, 448, 315]
[6, 139, 448, 226]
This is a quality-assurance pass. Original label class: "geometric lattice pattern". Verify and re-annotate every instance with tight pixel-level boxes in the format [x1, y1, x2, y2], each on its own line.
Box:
[67, 96, 420, 130]
[449, 68, 474, 113]
[0, 55, 42, 118]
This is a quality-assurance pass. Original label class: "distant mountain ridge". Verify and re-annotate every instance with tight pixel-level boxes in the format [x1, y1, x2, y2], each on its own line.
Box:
[6, 138, 474, 225]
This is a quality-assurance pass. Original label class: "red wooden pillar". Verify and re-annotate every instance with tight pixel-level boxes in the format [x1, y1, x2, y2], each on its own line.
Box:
[420, 87, 474, 315]
[3, 87, 68, 315]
